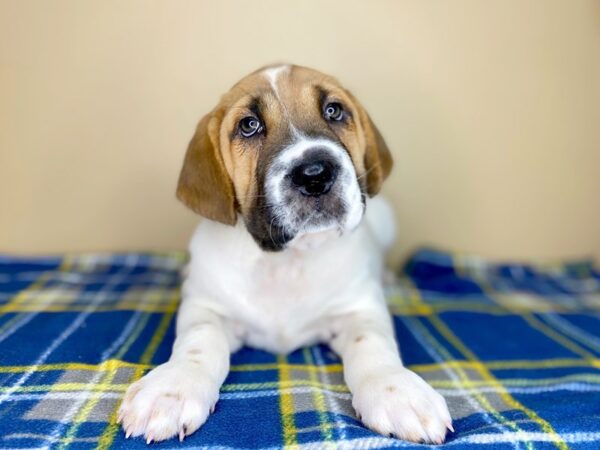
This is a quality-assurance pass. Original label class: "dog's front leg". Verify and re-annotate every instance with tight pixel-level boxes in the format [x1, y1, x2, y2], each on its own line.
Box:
[118, 300, 235, 443]
[330, 302, 452, 444]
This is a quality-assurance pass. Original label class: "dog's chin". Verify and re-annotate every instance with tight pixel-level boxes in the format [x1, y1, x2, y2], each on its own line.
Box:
[246, 207, 365, 253]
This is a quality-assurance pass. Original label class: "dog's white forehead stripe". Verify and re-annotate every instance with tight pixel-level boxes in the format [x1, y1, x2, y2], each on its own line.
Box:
[262, 65, 299, 136]
[263, 65, 289, 100]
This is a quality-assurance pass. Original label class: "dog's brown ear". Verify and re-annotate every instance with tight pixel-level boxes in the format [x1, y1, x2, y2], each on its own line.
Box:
[176, 111, 237, 225]
[347, 91, 393, 196]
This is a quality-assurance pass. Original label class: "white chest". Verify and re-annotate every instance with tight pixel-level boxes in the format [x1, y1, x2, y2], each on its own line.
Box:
[184, 218, 382, 354]
[229, 248, 345, 352]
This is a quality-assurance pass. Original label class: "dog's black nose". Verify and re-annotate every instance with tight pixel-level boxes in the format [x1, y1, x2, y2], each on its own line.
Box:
[291, 160, 337, 197]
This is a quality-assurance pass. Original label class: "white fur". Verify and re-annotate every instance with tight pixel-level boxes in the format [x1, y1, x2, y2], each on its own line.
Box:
[263, 65, 289, 101]
[266, 136, 364, 234]
[119, 196, 452, 444]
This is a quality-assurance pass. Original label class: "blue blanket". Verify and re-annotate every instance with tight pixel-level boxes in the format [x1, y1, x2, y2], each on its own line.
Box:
[0, 249, 599, 449]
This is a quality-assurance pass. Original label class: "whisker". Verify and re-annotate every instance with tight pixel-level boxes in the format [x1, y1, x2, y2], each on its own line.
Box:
[356, 162, 381, 181]
[268, 216, 278, 247]
[236, 193, 270, 201]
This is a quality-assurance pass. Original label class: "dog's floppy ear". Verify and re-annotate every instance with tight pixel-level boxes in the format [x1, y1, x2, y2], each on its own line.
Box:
[347, 91, 393, 196]
[176, 110, 237, 225]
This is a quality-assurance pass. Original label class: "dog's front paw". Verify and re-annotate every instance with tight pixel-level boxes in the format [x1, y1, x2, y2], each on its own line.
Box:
[352, 367, 452, 444]
[118, 362, 218, 443]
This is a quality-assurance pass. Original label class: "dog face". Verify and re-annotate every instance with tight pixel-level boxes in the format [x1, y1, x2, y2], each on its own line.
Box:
[177, 65, 392, 251]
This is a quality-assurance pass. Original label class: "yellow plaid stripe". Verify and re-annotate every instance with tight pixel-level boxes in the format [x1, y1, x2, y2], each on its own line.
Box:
[1, 357, 597, 375]
[5, 372, 600, 396]
[302, 348, 335, 446]
[4, 295, 595, 316]
[278, 354, 300, 449]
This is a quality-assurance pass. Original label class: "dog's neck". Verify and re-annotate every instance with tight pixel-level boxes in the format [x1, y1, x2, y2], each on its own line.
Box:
[286, 228, 344, 252]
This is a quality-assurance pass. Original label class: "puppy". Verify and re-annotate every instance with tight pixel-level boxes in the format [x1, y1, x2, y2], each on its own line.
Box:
[118, 65, 452, 444]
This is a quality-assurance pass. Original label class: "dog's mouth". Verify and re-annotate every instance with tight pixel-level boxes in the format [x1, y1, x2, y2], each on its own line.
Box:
[244, 186, 364, 252]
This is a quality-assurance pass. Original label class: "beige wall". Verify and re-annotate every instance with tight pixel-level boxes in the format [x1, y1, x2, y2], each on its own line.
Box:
[1, 0, 600, 264]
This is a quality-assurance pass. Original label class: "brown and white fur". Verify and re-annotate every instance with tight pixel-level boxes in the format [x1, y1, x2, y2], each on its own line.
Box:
[118, 65, 452, 444]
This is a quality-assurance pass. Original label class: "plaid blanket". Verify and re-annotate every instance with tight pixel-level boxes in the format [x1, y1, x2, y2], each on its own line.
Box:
[0, 249, 599, 450]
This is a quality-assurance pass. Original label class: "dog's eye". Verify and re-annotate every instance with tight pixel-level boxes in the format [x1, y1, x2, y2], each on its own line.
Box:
[323, 102, 344, 121]
[239, 117, 263, 137]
